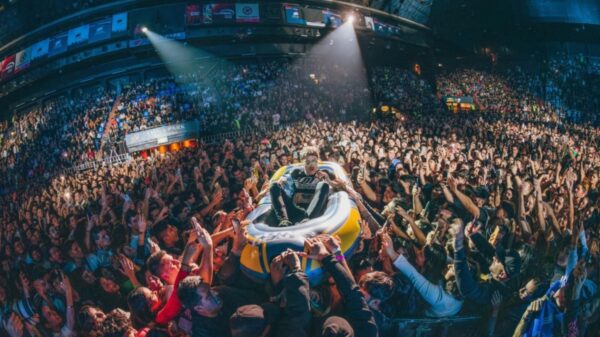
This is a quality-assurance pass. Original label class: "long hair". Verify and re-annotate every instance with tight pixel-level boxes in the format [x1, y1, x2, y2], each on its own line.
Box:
[127, 287, 156, 329]
[423, 243, 447, 285]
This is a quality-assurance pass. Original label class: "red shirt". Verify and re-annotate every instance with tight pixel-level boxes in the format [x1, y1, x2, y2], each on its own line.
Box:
[155, 269, 189, 325]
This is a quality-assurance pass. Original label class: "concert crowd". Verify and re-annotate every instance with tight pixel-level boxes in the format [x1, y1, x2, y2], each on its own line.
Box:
[0, 57, 598, 337]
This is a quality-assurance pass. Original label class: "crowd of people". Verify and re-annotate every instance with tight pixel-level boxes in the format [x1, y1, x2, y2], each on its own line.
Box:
[0, 58, 374, 191]
[436, 54, 600, 124]
[0, 85, 115, 190]
[370, 66, 439, 115]
[0, 56, 598, 337]
[3, 55, 599, 192]
[0, 110, 597, 336]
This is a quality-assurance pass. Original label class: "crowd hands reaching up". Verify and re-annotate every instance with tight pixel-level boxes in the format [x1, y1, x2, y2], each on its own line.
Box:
[0, 111, 597, 337]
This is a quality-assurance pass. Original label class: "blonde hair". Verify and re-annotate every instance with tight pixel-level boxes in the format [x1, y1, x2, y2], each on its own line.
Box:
[301, 146, 320, 160]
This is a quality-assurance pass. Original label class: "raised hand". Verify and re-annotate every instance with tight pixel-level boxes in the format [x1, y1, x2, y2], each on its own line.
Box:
[270, 255, 285, 285]
[302, 237, 330, 261]
[491, 291, 503, 315]
[447, 176, 458, 191]
[281, 249, 301, 271]
[117, 254, 137, 279]
[359, 220, 372, 240]
[449, 218, 465, 248]
[380, 232, 399, 261]
[59, 271, 71, 290]
[196, 225, 213, 249]
[138, 214, 147, 234]
[212, 189, 223, 205]
[231, 226, 248, 256]
[318, 234, 342, 254]
[3, 313, 24, 337]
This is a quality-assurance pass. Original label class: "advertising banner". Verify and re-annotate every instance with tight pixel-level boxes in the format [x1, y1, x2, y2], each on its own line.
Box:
[186, 4, 202, 25]
[236, 3, 259, 23]
[284, 4, 305, 25]
[212, 3, 236, 24]
[30, 39, 50, 60]
[0, 55, 16, 80]
[303, 7, 324, 27]
[112, 12, 128, 32]
[125, 120, 200, 152]
[48, 32, 68, 56]
[68, 24, 90, 46]
[262, 3, 282, 23]
[89, 18, 112, 43]
[15, 47, 32, 72]
[323, 10, 343, 28]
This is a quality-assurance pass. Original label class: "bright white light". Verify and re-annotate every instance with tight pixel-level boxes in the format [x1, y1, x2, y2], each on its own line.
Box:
[142, 27, 148, 33]
[348, 15, 355, 23]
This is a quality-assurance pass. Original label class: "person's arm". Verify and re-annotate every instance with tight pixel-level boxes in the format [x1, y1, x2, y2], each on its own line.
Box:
[419, 165, 427, 187]
[166, 174, 179, 195]
[3, 313, 24, 337]
[543, 202, 561, 238]
[216, 226, 246, 285]
[412, 186, 423, 216]
[276, 250, 311, 337]
[19, 272, 31, 300]
[358, 179, 378, 203]
[384, 236, 461, 316]
[345, 185, 383, 232]
[389, 218, 412, 242]
[440, 183, 455, 204]
[554, 163, 562, 187]
[448, 177, 480, 219]
[84, 216, 94, 252]
[566, 178, 575, 234]
[196, 189, 223, 218]
[150, 188, 166, 209]
[493, 184, 501, 208]
[512, 297, 546, 337]
[118, 255, 142, 288]
[450, 219, 491, 305]
[396, 207, 426, 246]
[156, 241, 198, 324]
[488, 291, 503, 337]
[516, 180, 532, 238]
[196, 225, 214, 286]
[533, 178, 546, 234]
[60, 272, 75, 333]
[142, 188, 151, 220]
[321, 253, 378, 337]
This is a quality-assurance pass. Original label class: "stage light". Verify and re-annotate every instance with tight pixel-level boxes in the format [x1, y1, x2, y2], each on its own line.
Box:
[141, 26, 148, 33]
[347, 15, 355, 23]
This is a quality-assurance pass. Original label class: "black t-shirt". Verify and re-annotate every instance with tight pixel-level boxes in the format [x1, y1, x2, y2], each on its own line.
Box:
[191, 312, 229, 337]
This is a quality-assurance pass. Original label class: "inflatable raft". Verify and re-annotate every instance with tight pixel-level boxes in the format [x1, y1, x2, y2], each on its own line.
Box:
[240, 162, 362, 285]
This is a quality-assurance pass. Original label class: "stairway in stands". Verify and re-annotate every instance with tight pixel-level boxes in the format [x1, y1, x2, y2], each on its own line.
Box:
[98, 96, 121, 159]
